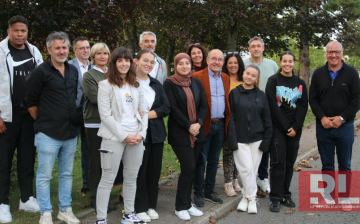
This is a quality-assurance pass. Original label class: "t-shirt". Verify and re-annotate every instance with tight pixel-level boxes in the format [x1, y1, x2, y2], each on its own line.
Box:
[9, 43, 36, 116]
[243, 57, 278, 92]
[119, 83, 138, 134]
[230, 81, 243, 91]
[137, 78, 155, 111]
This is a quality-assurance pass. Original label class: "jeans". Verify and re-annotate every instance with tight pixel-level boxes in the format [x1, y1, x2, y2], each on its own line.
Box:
[78, 125, 89, 189]
[258, 151, 269, 179]
[35, 132, 78, 214]
[316, 121, 354, 171]
[194, 120, 224, 196]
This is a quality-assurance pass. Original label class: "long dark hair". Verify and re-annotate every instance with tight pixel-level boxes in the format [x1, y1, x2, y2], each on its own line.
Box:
[278, 51, 296, 75]
[186, 43, 208, 70]
[106, 47, 139, 88]
[223, 53, 245, 81]
[136, 49, 156, 62]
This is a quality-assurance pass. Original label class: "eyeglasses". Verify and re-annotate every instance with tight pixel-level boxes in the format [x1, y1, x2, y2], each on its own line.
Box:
[77, 46, 90, 51]
[188, 43, 200, 47]
[326, 50, 342, 55]
[209, 57, 224, 63]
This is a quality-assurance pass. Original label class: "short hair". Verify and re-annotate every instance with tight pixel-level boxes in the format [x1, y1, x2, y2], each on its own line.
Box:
[90, 42, 110, 65]
[8, 15, 28, 28]
[248, 36, 264, 46]
[223, 53, 245, 81]
[325, 40, 343, 52]
[46, 31, 70, 49]
[139, 31, 157, 44]
[207, 49, 225, 59]
[73, 36, 89, 48]
[186, 43, 208, 70]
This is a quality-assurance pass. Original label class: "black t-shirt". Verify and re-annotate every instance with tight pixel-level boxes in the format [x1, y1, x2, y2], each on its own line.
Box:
[9, 43, 36, 116]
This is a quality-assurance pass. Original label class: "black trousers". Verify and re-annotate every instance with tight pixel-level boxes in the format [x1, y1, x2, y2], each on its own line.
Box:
[269, 125, 302, 201]
[135, 140, 164, 213]
[0, 114, 36, 204]
[172, 143, 201, 211]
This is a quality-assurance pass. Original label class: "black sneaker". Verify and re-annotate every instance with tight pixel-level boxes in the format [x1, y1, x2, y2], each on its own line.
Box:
[96, 219, 107, 224]
[281, 197, 296, 208]
[270, 200, 280, 212]
[194, 194, 204, 207]
[121, 213, 146, 223]
[204, 192, 223, 204]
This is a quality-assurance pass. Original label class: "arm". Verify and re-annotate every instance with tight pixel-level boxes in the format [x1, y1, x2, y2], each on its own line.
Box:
[162, 59, 167, 84]
[259, 95, 273, 152]
[152, 83, 171, 119]
[227, 89, 238, 151]
[28, 107, 38, 120]
[292, 80, 309, 134]
[0, 117, 6, 133]
[82, 71, 99, 104]
[26, 68, 43, 120]
[309, 71, 326, 120]
[136, 87, 149, 140]
[196, 80, 207, 126]
[339, 69, 360, 122]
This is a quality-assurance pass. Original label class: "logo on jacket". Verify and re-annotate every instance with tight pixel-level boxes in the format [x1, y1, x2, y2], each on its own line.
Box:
[276, 85, 303, 108]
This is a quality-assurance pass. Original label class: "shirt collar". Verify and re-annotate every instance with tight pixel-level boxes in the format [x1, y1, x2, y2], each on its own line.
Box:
[327, 60, 344, 73]
[208, 67, 221, 78]
[75, 58, 89, 68]
[93, 65, 107, 73]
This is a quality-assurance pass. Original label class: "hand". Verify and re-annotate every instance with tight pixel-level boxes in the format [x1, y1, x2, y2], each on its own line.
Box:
[321, 117, 333, 129]
[328, 116, 342, 129]
[138, 110, 143, 118]
[0, 118, 6, 134]
[130, 134, 143, 145]
[287, 127, 296, 137]
[124, 134, 135, 144]
[189, 123, 201, 136]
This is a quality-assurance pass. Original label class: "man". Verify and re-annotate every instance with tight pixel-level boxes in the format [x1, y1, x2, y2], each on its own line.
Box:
[26, 31, 80, 224]
[0, 15, 43, 223]
[192, 49, 230, 206]
[68, 37, 92, 195]
[243, 36, 278, 194]
[139, 31, 167, 84]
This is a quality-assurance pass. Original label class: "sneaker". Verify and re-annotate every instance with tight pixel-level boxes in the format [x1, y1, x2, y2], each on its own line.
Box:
[257, 177, 270, 193]
[121, 213, 146, 223]
[247, 198, 258, 214]
[136, 212, 151, 222]
[0, 204, 12, 223]
[194, 194, 204, 207]
[233, 179, 242, 192]
[19, 196, 40, 212]
[280, 197, 296, 208]
[39, 211, 53, 224]
[80, 187, 90, 195]
[237, 197, 248, 212]
[96, 219, 107, 224]
[146, 209, 159, 220]
[340, 198, 352, 212]
[57, 207, 80, 224]
[224, 182, 237, 197]
[187, 204, 203, 216]
[175, 210, 190, 221]
[270, 200, 280, 212]
[204, 192, 223, 204]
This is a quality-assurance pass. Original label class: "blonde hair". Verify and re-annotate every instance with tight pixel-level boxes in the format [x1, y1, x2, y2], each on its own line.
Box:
[90, 42, 110, 65]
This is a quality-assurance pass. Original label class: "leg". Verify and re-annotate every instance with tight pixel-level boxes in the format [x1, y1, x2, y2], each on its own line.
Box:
[194, 134, 211, 197]
[258, 151, 270, 179]
[135, 144, 150, 213]
[222, 138, 234, 183]
[79, 125, 90, 189]
[335, 122, 354, 171]
[316, 121, 336, 171]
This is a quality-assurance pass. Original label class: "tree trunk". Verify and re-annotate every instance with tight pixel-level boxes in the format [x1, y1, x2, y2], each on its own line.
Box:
[166, 37, 176, 77]
[299, 39, 310, 97]
[226, 20, 238, 52]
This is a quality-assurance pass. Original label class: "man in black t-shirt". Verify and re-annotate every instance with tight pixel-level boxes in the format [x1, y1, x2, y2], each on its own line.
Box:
[0, 15, 43, 223]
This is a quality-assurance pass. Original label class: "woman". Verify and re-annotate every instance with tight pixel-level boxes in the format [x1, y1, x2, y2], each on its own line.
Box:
[228, 65, 272, 214]
[265, 51, 308, 212]
[163, 53, 207, 221]
[186, 43, 207, 72]
[134, 50, 170, 222]
[82, 42, 113, 210]
[95, 47, 148, 224]
[222, 52, 245, 197]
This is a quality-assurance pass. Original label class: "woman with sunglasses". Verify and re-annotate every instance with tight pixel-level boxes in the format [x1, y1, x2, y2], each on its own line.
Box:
[186, 43, 208, 72]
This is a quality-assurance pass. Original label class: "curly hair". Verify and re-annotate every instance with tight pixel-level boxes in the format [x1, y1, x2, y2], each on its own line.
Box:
[223, 53, 245, 82]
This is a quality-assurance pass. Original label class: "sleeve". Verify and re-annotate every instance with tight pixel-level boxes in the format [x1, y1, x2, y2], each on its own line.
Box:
[227, 89, 238, 151]
[137, 87, 149, 139]
[339, 69, 360, 122]
[34, 47, 44, 65]
[196, 80, 208, 126]
[153, 83, 171, 118]
[309, 70, 325, 120]
[82, 71, 98, 104]
[292, 80, 309, 133]
[259, 94, 273, 152]
[26, 68, 43, 107]
[162, 59, 167, 84]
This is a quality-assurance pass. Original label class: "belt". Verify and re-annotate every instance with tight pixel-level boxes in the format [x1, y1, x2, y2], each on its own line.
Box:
[211, 118, 223, 123]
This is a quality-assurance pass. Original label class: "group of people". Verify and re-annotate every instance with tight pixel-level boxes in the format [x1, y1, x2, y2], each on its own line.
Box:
[0, 14, 359, 224]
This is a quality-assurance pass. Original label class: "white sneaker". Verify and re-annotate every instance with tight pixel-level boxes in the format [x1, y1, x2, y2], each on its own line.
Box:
[175, 210, 190, 221]
[224, 182, 237, 197]
[257, 177, 270, 193]
[233, 179, 242, 192]
[136, 212, 151, 222]
[187, 204, 203, 216]
[0, 204, 12, 223]
[39, 211, 53, 224]
[339, 198, 352, 212]
[19, 196, 40, 212]
[237, 197, 248, 212]
[57, 207, 80, 224]
[247, 199, 258, 214]
[146, 209, 159, 220]
[121, 213, 146, 223]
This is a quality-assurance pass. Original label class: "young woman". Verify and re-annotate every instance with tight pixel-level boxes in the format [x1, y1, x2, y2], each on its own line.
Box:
[228, 65, 272, 214]
[95, 47, 148, 224]
[265, 51, 308, 212]
[222, 52, 245, 197]
[134, 50, 170, 222]
[163, 53, 207, 221]
[186, 43, 207, 72]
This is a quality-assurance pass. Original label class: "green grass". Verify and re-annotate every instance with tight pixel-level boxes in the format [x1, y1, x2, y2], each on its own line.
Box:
[304, 109, 316, 125]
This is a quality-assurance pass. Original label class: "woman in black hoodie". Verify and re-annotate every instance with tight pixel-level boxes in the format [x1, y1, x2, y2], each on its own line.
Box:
[228, 64, 272, 214]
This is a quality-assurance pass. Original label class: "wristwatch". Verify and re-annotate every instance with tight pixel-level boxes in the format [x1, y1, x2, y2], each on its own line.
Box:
[340, 116, 345, 124]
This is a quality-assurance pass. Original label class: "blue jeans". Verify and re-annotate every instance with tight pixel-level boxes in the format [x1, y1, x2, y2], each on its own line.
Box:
[316, 121, 354, 171]
[194, 120, 225, 196]
[78, 126, 89, 189]
[35, 132, 78, 214]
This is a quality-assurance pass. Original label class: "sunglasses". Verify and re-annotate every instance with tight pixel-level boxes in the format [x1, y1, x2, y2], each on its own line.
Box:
[188, 43, 201, 47]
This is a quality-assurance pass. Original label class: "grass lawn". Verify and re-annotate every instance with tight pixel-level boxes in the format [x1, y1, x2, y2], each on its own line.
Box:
[304, 109, 316, 125]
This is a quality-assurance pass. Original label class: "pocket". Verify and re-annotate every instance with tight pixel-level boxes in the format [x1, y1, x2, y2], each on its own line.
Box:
[99, 149, 113, 170]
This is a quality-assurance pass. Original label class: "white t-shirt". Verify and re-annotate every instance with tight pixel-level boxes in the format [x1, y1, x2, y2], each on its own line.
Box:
[149, 59, 159, 79]
[119, 83, 138, 134]
[137, 78, 155, 111]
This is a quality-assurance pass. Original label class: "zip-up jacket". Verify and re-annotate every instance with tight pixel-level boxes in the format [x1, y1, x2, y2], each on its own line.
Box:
[0, 37, 43, 122]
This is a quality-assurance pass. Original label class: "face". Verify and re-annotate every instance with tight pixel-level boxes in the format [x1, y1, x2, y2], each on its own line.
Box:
[94, 48, 109, 67]
[116, 57, 131, 75]
[248, 40, 264, 59]
[47, 39, 69, 63]
[137, 52, 155, 74]
[7, 22, 28, 49]
[326, 42, 343, 68]
[206, 50, 224, 74]
[280, 54, 295, 74]
[73, 40, 90, 61]
[176, 58, 191, 76]
[190, 47, 203, 66]
[226, 56, 239, 75]
[243, 67, 259, 87]
[139, 34, 156, 52]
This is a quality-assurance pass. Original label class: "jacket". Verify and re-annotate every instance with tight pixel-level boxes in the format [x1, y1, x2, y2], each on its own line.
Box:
[0, 37, 43, 122]
[153, 52, 167, 84]
[227, 85, 272, 152]
[97, 79, 148, 142]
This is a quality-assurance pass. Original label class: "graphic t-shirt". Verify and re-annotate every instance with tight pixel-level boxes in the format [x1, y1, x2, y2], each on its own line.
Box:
[9, 43, 36, 116]
[119, 83, 138, 134]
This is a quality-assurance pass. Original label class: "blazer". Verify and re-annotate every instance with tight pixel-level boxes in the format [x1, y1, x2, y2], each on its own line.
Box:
[97, 79, 148, 142]
[163, 77, 207, 147]
[192, 68, 231, 136]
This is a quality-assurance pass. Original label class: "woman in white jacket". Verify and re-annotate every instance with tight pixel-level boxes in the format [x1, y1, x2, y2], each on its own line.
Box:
[95, 47, 148, 224]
